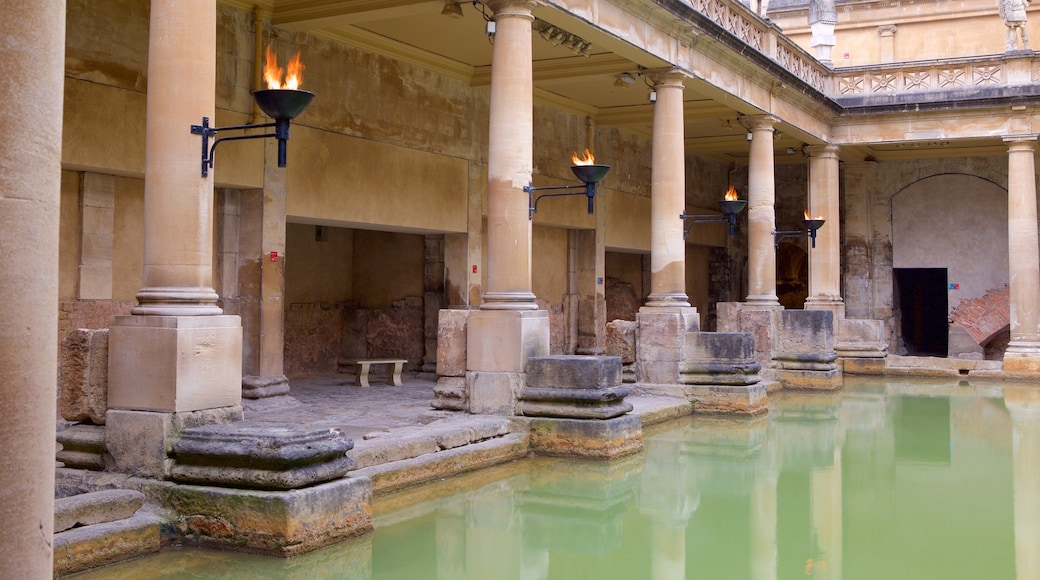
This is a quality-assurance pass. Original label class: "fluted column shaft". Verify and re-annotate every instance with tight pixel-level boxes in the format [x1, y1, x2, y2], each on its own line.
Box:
[134, 0, 220, 315]
[645, 70, 691, 308]
[746, 116, 780, 307]
[805, 144, 843, 312]
[482, 0, 537, 310]
[1005, 137, 1040, 355]
[0, 1, 64, 576]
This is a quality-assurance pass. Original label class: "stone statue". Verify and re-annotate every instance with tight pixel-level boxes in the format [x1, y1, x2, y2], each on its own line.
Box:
[1000, 0, 1032, 51]
[749, 0, 770, 19]
[809, 0, 838, 65]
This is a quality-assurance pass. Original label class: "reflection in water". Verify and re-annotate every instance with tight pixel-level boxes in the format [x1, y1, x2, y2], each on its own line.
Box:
[76, 378, 1029, 580]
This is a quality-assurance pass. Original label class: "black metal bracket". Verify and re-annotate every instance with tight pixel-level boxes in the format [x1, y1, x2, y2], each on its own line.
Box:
[190, 117, 289, 178]
[772, 219, 825, 248]
[525, 182, 596, 219]
[679, 212, 741, 239]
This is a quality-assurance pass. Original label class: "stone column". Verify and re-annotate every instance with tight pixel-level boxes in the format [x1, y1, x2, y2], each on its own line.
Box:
[877, 25, 897, 63]
[804, 144, 843, 317]
[0, 2, 63, 576]
[745, 115, 781, 308]
[106, 0, 242, 477]
[1003, 137, 1040, 373]
[645, 70, 691, 309]
[466, 0, 548, 414]
[481, 0, 537, 312]
[636, 70, 700, 387]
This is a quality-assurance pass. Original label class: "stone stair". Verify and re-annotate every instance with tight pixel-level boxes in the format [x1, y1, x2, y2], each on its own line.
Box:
[53, 489, 161, 577]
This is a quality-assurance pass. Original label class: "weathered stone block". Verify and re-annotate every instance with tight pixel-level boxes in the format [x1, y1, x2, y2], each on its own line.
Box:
[527, 415, 643, 458]
[54, 489, 145, 533]
[170, 475, 373, 557]
[605, 319, 636, 364]
[686, 383, 768, 415]
[54, 513, 161, 577]
[106, 407, 243, 479]
[56, 424, 107, 471]
[432, 376, 468, 410]
[526, 355, 622, 390]
[681, 332, 761, 386]
[241, 374, 291, 399]
[775, 368, 843, 390]
[171, 422, 356, 490]
[468, 371, 523, 415]
[60, 328, 109, 425]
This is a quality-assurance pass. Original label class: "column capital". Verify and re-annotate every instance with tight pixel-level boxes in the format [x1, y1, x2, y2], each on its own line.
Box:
[647, 68, 689, 89]
[744, 114, 780, 131]
[877, 24, 897, 37]
[1004, 135, 1039, 149]
[487, 0, 538, 18]
[803, 144, 840, 159]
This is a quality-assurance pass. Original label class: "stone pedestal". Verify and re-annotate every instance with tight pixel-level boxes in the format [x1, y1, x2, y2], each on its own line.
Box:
[171, 422, 356, 490]
[681, 332, 769, 415]
[169, 475, 372, 557]
[636, 307, 699, 386]
[835, 318, 888, 374]
[526, 415, 643, 459]
[774, 310, 842, 390]
[466, 309, 549, 414]
[108, 315, 243, 412]
[242, 374, 291, 399]
[520, 355, 632, 419]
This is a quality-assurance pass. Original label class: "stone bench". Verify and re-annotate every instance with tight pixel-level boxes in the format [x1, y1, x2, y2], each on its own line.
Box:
[354, 359, 407, 387]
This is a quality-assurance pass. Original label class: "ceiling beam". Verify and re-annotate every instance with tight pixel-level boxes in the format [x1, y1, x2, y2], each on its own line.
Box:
[273, 0, 442, 29]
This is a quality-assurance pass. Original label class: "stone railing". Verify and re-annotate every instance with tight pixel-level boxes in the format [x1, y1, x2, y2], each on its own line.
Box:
[834, 54, 1040, 97]
[683, 0, 832, 94]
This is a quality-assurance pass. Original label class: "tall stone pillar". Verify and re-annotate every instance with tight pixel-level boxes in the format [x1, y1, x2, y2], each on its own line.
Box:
[0, 2, 64, 576]
[106, 0, 242, 477]
[645, 70, 691, 309]
[1003, 137, 1040, 373]
[637, 70, 699, 387]
[745, 115, 781, 308]
[841, 161, 877, 319]
[804, 144, 843, 317]
[466, 0, 548, 413]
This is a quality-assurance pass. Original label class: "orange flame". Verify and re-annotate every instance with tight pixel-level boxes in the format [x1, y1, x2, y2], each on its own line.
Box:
[572, 149, 595, 165]
[264, 46, 305, 90]
[804, 209, 824, 220]
[725, 185, 738, 201]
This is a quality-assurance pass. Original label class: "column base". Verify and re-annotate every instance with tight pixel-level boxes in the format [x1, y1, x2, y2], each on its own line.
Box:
[775, 368, 843, 390]
[1004, 344, 1040, 375]
[109, 315, 243, 412]
[636, 307, 699, 385]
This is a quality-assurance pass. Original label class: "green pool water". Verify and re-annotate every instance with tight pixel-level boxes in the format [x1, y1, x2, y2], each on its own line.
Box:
[72, 377, 1040, 579]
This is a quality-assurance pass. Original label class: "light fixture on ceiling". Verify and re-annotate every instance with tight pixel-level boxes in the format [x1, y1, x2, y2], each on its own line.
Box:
[614, 72, 636, 87]
[440, 0, 464, 18]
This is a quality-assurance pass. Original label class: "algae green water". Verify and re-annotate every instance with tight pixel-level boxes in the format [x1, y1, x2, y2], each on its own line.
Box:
[72, 377, 1037, 579]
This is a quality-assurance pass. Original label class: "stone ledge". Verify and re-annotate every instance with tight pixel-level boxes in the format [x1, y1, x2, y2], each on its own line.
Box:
[55, 489, 145, 532]
[353, 433, 530, 495]
[54, 512, 162, 577]
[527, 415, 643, 459]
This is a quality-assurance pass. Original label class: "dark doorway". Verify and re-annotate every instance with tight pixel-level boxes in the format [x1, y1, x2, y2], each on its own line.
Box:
[894, 268, 948, 356]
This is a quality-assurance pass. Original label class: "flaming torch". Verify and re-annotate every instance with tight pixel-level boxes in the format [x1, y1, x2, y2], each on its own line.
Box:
[525, 148, 611, 218]
[254, 48, 315, 168]
[191, 46, 316, 177]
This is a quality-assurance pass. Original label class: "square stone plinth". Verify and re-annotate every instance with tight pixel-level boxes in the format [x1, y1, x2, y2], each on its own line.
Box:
[775, 368, 843, 390]
[527, 415, 643, 458]
[109, 315, 243, 412]
[466, 309, 549, 373]
[169, 475, 373, 557]
[686, 383, 768, 415]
